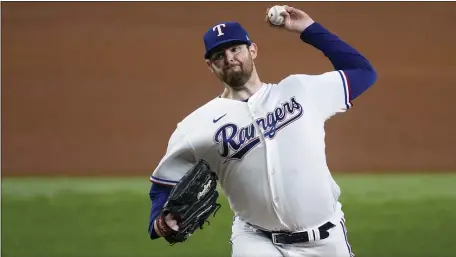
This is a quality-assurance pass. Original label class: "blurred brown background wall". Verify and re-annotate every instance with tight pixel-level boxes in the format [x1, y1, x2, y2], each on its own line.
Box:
[2, 2, 456, 176]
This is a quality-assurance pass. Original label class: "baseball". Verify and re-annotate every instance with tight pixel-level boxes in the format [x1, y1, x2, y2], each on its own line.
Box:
[268, 5, 286, 26]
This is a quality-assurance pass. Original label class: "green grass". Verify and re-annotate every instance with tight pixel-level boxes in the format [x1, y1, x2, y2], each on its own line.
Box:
[2, 174, 456, 257]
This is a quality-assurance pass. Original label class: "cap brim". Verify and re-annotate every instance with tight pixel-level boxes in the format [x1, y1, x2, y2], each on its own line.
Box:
[205, 39, 252, 59]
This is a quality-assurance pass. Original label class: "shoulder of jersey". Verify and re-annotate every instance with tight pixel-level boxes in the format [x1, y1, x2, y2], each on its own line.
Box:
[281, 73, 325, 88]
[177, 97, 223, 127]
[269, 74, 309, 90]
[237, 75, 304, 92]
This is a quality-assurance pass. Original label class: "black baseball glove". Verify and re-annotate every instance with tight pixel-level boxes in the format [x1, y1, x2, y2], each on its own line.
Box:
[155, 159, 221, 244]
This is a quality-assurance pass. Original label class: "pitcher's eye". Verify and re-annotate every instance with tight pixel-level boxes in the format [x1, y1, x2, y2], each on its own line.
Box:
[230, 46, 241, 53]
[212, 52, 224, 61]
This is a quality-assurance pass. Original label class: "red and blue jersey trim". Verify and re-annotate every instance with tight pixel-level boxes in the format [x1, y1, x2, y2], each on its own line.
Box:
[337, 70, 353, 110]
[149, 175, 179, 186]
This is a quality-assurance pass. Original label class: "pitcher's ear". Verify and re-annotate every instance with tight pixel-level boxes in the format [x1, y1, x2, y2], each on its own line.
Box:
[206, 60, 216, 74]
[249, 43, 258, 59]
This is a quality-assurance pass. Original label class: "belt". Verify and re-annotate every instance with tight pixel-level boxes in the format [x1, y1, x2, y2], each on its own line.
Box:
[254, 222, 336, 245]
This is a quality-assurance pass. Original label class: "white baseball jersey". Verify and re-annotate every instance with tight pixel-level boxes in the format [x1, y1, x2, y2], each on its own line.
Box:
[150, 70, 351, 232]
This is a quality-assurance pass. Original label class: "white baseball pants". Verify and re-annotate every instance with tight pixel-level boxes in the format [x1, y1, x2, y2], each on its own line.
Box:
[230, 216, 355, 257]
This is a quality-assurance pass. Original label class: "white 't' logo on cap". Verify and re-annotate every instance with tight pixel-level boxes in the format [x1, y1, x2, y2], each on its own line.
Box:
[213, 24, 226, 37]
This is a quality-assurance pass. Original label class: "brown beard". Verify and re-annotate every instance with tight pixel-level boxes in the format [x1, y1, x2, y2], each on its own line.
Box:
[217, 57, 254, 91]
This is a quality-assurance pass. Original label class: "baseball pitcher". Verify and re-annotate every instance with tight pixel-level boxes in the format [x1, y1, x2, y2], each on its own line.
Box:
[147, 5, 377, 257]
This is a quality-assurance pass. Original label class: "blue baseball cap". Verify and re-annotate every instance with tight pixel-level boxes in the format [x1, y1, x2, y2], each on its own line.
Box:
[203, 21, 252, 59]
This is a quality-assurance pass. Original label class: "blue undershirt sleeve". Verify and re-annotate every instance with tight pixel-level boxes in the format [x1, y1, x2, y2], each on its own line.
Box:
[148, 183, 173, 239]
[300, 22, 377, 101]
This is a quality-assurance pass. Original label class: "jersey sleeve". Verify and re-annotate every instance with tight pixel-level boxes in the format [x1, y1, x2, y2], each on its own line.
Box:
[294, 70, 351, 119]
[149, 124, 197, 186]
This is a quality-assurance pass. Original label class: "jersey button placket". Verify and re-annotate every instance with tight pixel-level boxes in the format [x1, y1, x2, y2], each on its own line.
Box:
[250, 100, 281, 221]
[247, 101, 256, 119]
[267, 146, 279, 208]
